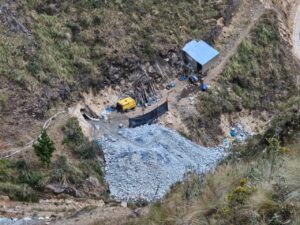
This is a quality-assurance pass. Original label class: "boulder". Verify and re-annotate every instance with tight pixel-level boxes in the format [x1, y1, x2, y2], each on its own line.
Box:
[86, 176, 101, 188]
[45, 184, 64, 194]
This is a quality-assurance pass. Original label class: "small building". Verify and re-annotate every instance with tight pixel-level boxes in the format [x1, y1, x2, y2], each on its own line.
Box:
[182, 40, 219, 73]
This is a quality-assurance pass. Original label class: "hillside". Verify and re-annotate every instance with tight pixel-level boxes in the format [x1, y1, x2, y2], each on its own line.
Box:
[0, 0, 235, 144]
[119, 8, 300, 225]
[0, 0, 300, 225]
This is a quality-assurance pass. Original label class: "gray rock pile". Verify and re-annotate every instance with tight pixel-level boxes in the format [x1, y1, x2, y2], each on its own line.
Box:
[0, 218, 38, 225]
[99, 125, 226, 202]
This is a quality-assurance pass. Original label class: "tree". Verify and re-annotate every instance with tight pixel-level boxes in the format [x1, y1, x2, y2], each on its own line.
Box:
[33, 129, 55, 166]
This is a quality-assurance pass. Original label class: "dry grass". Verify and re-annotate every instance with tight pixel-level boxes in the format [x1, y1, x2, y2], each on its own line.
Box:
[122, 135, 300, 225]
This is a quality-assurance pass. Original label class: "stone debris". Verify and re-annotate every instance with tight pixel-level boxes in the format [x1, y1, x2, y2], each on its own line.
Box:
[231, 123, 251, 141]
[0, 218, 39, 225]
[99, 125, 227, 202]
[121, 202, 128, 208]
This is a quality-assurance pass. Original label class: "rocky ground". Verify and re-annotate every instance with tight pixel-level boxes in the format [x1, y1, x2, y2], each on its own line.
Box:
[99, 124, 227, 202]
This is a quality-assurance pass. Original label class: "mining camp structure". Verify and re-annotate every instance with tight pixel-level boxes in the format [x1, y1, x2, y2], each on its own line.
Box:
[183, 40, 219, 73]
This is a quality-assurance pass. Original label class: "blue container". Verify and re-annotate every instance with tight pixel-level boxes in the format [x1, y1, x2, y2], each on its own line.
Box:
[189, 75, 198, 84]
[179, 74, 187, 81]
[230, 128, 237, 137]
[201, 83, 207, 92]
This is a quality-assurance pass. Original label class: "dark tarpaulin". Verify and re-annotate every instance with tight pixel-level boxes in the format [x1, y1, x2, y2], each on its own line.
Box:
[129, 102, 169, 128]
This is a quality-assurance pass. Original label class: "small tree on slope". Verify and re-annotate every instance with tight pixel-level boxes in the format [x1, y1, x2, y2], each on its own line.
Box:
[33, 129, 55, 166]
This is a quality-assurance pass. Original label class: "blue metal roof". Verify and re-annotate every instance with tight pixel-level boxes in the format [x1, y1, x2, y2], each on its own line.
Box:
[183, 40, 219, 65]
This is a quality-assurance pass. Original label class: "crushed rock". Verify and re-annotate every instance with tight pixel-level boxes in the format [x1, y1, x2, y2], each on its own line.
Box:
[98, 125, 227, 202]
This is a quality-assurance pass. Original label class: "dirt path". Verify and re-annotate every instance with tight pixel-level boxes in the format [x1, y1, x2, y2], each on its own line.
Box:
[204, 1, 265, 83]
[51, 205, 136, 225]
[0, 197, 139, 225]
[0, 111, 66, 158]
[293, 4, 300, 60]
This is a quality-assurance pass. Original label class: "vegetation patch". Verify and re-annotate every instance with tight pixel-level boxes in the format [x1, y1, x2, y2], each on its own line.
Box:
[0, 159, 40, 202]
[62, 117, 98, 159]
[0, 117, 106, 202]
[125, 131, 300, 225]
[187, 12, 299, 145]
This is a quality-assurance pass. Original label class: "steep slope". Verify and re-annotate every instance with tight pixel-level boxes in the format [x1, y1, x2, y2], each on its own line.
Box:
[109, 5, 300, 225]
[0, 0, 235, 146]
[187, 11, 300, 146]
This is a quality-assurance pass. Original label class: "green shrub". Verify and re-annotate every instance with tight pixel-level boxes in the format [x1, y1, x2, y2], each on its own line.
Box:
[62, 117, 98, 159]
[264, 96, 300, 144]
[50, 155, 84, 185]
[33, 129, 56, 166]
[0, 159, 16, 183]
[18, 170, 44, 190]
[27, 57, 42, 75]
[0, 182, 39, 202]
[62, 117, 85, 146]
[74, 141, 98, 160]
[80, 160, 104, 184]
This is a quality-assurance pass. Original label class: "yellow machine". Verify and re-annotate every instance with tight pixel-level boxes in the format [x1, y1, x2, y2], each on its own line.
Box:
[117, 97, 137, 111]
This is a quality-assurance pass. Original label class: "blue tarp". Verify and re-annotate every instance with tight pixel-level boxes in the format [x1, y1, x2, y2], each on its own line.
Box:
[183, 40, 219, 65]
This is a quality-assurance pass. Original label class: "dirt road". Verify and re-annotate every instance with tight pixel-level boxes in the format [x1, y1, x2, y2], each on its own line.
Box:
[294, 4, 300, 60]
[0, 111, 66, 158]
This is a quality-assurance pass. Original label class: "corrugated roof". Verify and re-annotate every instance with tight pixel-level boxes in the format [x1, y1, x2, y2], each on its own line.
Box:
[183, 40, 219, 65]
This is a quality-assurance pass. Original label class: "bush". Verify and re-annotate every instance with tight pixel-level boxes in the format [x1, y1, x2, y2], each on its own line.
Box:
[79, 160, 104, 184]
[16, 160, 44, 189]
[62, 117, 99, 159]
[27, 57, 42, 75]
[264, 96, 300, 144]
[0, 159, 16, 183]
[50, 155, 84, 185]
[226, 178, 257, 206]
[74, 141, 98, 160]
[62, 117, 85, 146]
[0, 182, 39, 202]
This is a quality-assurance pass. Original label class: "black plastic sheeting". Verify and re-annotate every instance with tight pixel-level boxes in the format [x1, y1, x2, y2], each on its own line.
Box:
[129, 102, 169, 128]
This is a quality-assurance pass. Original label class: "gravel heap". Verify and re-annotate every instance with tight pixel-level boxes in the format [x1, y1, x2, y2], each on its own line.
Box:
[0, 218, 38, 225]
[99, 125, 226, 202]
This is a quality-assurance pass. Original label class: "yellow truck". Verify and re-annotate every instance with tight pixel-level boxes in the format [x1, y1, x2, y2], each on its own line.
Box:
[117, 97, 137, 112]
